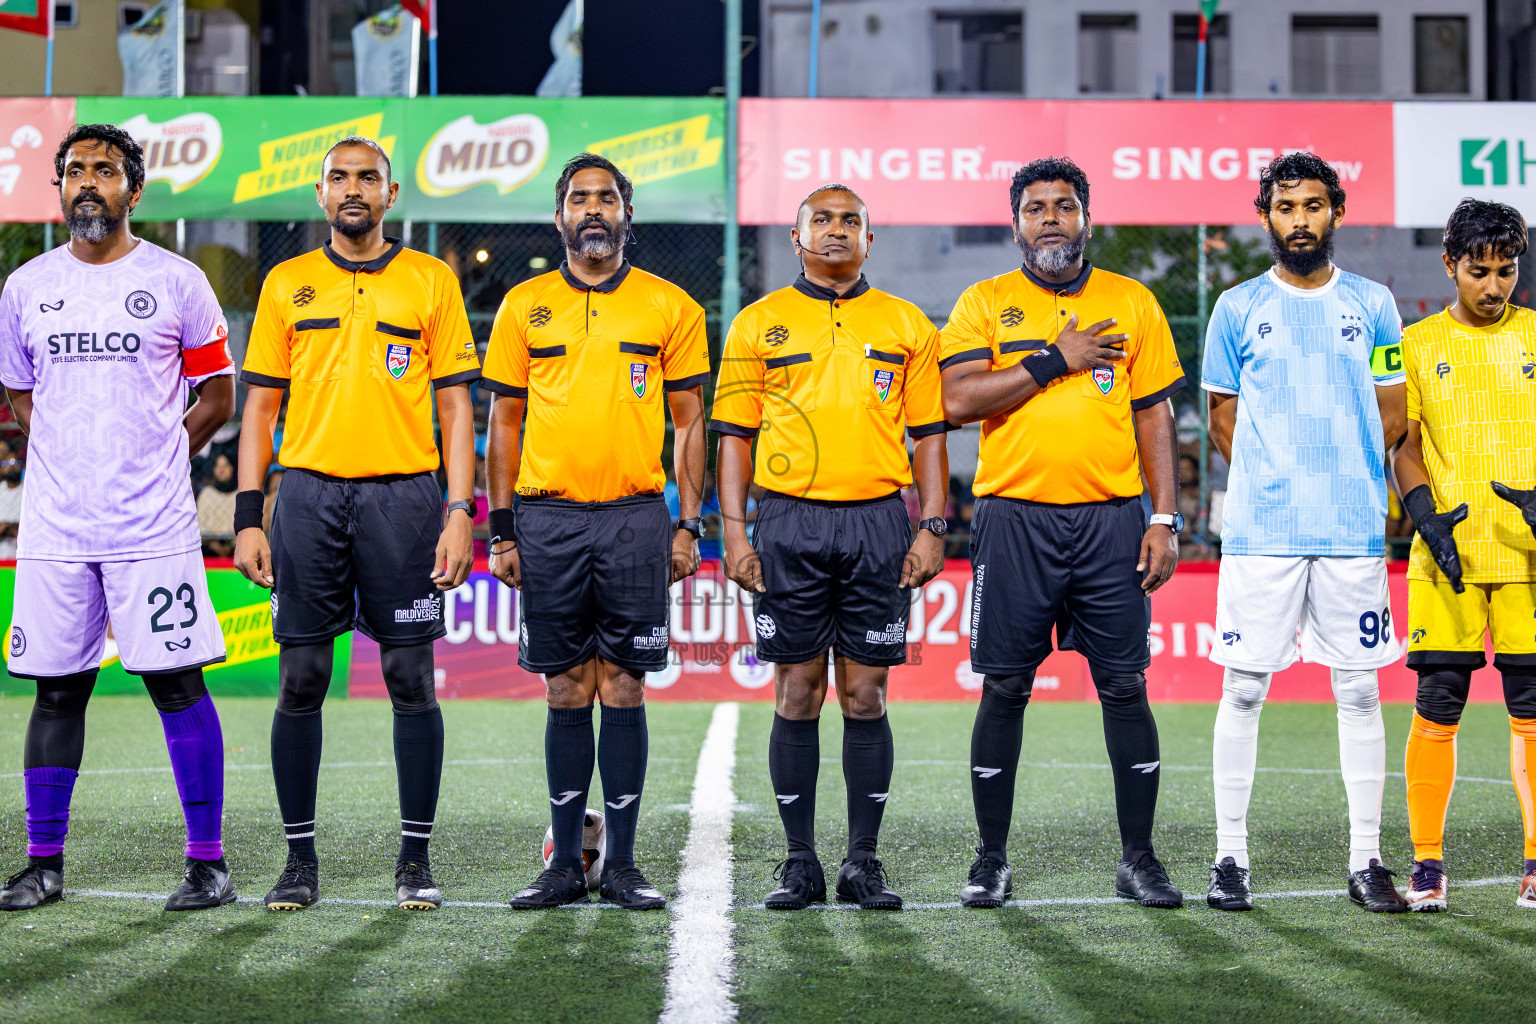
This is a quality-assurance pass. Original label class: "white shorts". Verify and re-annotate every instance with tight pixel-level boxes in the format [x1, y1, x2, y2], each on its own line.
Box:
[7, 550, 227, 678]
[1211, 555, 1397, 672]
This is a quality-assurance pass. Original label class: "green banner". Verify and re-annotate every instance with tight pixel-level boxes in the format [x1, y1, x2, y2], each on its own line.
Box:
[0, 568, 352, 698]
[72, 96, 727, 223]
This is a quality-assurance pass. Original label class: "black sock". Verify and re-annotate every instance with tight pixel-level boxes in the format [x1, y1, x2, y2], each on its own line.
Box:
[394, 707, 444, 865]
[970, 674, 1032, 860]
[270, 710, 322, 862]
[29, 853, 63, 873]
[597, 703, 648, 871]
[843, 715, 893, 858]
[769, 714, 820, 859]
[546, 704, 595, 872]
[1097, 673, 1161, 862]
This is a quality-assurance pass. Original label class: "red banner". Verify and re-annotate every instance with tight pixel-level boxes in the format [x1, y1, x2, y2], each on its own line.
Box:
[739, 99, 1396, 227]
[0, 97, 73, 223]
[348, 561, 1503, 703]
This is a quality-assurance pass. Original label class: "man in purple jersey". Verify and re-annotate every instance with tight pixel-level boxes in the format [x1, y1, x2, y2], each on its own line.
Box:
[0, 124, 237, 912]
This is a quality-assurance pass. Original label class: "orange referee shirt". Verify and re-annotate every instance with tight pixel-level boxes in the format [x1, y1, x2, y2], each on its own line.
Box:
[241, 239, 480, 478]
[480, 261, 711, 503]
[710, 275, 948, 502]
[941, 262, 1186, 503]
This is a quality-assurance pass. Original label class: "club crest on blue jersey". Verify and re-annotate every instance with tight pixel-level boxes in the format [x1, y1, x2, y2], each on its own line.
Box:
[873, 367, 893, 402]
[1092, 366, 1114, 394]
[630, 362, 648, 398]
[385, 343, 411, 379]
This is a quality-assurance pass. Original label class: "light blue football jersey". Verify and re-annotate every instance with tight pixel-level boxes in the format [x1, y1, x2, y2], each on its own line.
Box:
[1201, 267, 1405, 557]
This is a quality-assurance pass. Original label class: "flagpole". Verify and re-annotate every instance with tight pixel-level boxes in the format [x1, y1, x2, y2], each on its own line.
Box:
[427, 0, 438, 257]
[43, 1, 55, 251]
[1195, 3, 1214, 543]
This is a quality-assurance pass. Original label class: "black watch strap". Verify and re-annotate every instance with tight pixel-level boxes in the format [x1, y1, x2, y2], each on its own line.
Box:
[676, 517, 703, 538]
[918, 516, 949, 537]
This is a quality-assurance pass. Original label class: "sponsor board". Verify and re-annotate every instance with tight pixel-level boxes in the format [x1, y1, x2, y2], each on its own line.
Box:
[1393, 103, 1536, 227]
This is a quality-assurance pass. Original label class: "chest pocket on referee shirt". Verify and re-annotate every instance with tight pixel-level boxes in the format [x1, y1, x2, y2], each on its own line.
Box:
[618, 341, 661, 404]
[291, 317, 344, 382]
[528, 342, 570, 407]
[370, 320, 427, 383]
[764, 351, 818, 414]
[862, 347, 905, 410]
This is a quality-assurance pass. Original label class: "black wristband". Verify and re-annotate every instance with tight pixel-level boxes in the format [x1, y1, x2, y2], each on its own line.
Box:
[1023, 344, 1070, 388]
[233, 489, 265, 533]
[1402, 484, 1436, 526]
[488, 507, 516, 547]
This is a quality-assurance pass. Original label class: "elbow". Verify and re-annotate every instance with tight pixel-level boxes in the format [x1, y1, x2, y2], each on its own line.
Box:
[941, 394, 971, 425]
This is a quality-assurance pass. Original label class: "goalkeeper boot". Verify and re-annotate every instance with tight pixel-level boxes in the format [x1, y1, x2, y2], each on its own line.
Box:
[166, 857, 236, 911]
[1206, 856, 1253, 911]
[1348, 859, 1409, 913]
[0, 864, 62, 911]
[1518, 861, 1536, 910]
[1405, 859, 1447, 913]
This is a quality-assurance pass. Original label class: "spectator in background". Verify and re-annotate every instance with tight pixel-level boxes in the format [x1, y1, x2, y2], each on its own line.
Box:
[263, 467, 284, 532]
[196, 453, 238, 556]
[945, 477, 972, 559]
[0, 441, 23, 559]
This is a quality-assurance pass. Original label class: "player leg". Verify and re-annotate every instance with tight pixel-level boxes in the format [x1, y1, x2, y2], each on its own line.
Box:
[0, 560, 108, 911]
[510, 499, 600, 909]
[1302, 556, 1407, 912]
[753, 494, 836, 910]
[1486, 582, 1536, 907]
[825, 495, 911, 910]
[380, 642, 444, 909]
[1063, 498, 1180, 909]
[263, 469, 354, 911]
[1208, 553, 1308, 907]
[962, 496, 1067, 908]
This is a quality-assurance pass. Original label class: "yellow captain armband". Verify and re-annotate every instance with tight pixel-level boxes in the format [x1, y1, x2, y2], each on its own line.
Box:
[1371, 342, 1404, 379]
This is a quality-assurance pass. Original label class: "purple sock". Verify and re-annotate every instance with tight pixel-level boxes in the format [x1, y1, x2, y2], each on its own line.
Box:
[160, 695, 225, 862]
[24, 766, 78, 858]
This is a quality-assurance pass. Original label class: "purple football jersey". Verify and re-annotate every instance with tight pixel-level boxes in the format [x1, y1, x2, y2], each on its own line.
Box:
[0, 240, 233, 561]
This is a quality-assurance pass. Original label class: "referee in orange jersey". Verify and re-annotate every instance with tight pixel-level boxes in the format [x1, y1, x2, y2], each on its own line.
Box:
[941, 158, 1186, 910]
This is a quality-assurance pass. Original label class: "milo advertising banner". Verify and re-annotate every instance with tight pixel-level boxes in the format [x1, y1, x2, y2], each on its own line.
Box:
[69, 96, 726, 223]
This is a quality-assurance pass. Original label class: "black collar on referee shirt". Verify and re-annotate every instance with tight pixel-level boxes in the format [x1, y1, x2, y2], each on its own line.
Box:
[559, 259, 631, 293]
[322, 236, 404, 274]
[1020, 259, 1093, 296]
[792, 273, 870, 302]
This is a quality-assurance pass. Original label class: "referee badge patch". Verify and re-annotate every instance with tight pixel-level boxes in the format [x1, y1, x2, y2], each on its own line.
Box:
[873, 368, 894, 403]
[630, 362, 648, 398]
[1092, 366, 1114, 394]
[386, 343, 412, 380]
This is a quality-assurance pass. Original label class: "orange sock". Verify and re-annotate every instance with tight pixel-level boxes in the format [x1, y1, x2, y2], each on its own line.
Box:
[1511, 717, 1536, 861]
[1406, 712, 1459, 862]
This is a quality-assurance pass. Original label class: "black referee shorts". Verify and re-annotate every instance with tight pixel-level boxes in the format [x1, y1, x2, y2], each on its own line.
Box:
[968, 494, 1150, 677]
[514, 493, 671, 676]
[753, 490, 912, 667]
[269, 468, 446, 646]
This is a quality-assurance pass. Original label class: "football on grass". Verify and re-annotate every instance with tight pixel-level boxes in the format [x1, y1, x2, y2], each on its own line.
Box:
[542, 809, 606, 890]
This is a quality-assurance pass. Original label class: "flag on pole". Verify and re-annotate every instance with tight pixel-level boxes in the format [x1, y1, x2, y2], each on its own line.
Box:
[402, 0, 435, 38]
[0, 0, 51, 37]
[1198, 0, 1220, 38]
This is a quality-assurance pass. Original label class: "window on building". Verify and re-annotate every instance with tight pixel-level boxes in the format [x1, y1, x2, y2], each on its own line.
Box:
[1292, 15, 1380, 95]
[933, 12, 1023, 94]
[54, 2, 77, 29]
[1079, 14, 1139, 94]
[1172, 13, 1230, 94]
[1415, 15, 1469, 94]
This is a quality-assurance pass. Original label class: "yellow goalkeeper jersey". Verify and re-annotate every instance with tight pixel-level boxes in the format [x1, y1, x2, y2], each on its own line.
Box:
[1404, 304, 1536, 583]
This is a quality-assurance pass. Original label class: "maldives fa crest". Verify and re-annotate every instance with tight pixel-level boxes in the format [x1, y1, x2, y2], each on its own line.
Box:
[873, 368, 894, 403]
[630, 362, 648, 398]
[386, 343, 411, 379]
[1092, 366, 1114, 394]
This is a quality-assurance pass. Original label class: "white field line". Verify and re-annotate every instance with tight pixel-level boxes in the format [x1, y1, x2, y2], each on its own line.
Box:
[659, 702, 740, 1024]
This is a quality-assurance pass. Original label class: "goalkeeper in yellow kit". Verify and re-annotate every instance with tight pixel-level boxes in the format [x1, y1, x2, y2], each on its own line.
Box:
[1392, 198, 1536, 912]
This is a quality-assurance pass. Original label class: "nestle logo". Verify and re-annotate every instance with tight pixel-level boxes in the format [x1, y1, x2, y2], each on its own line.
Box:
[765, 325, 789, 347]
[292, 285, 315, 307]
[1000, 306, 1025, 328]
[529, 306, 552, 327]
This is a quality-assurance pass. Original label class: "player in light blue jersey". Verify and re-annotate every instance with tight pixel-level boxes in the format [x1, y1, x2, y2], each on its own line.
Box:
[1201, 153, 1410, 914]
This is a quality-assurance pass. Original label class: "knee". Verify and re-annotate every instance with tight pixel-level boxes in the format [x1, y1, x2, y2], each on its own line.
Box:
[33, 671, 96, 720]
[1331, 668, 1380, 715]
[775, 663, 825, 720]
[1221, 668, 1272, 713]
[981, 673, 1033, 712]
[1092, 671, 1149, 713]
[840, 675, 888, 720]
[142, 669, 207, 715]
[381, 642, 439, 714]
[1416, 667, 1473, 726]
[1500, 669, 1536, 721]
[277, 641, 334, 715]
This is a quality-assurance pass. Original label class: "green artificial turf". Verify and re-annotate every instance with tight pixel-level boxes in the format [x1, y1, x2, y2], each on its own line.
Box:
[0, 697, 1532, 1024]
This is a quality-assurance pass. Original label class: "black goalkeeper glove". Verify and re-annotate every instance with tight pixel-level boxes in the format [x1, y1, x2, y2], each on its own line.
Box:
[1403, 485, 1468, 594]
[1491, 481, 1536, 540]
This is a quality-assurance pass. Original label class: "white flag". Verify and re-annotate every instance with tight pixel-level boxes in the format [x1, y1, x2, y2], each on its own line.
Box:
[119, 1, 183, 98]
[536, 0, 582, 98]
[352, 7, 421, 98]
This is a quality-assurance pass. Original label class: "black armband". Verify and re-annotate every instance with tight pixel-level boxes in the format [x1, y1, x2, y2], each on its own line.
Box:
[234, 490, 265, 533]
[1023, 344, 1070, 388]
[488, 507, 516, 547]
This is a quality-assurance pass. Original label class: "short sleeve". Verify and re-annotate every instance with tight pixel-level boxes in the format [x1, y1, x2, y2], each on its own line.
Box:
[1128, 289, 1187, 410]
[1370, 293, 1406, 385]
[903, 314, 949, 438]
[480, 292, 529, 399]
[1404, 325, 1422, 423]
[708, 312, 763, 437]
[1200, 291, 1242, 395]
[177, 269, 234, 386]
[0, 281, 34, 391]
[240, 273, 292, 389]
[662, 296, 711, 392]
[426, 268, 480, 389]
[938, 285, 994, 372]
